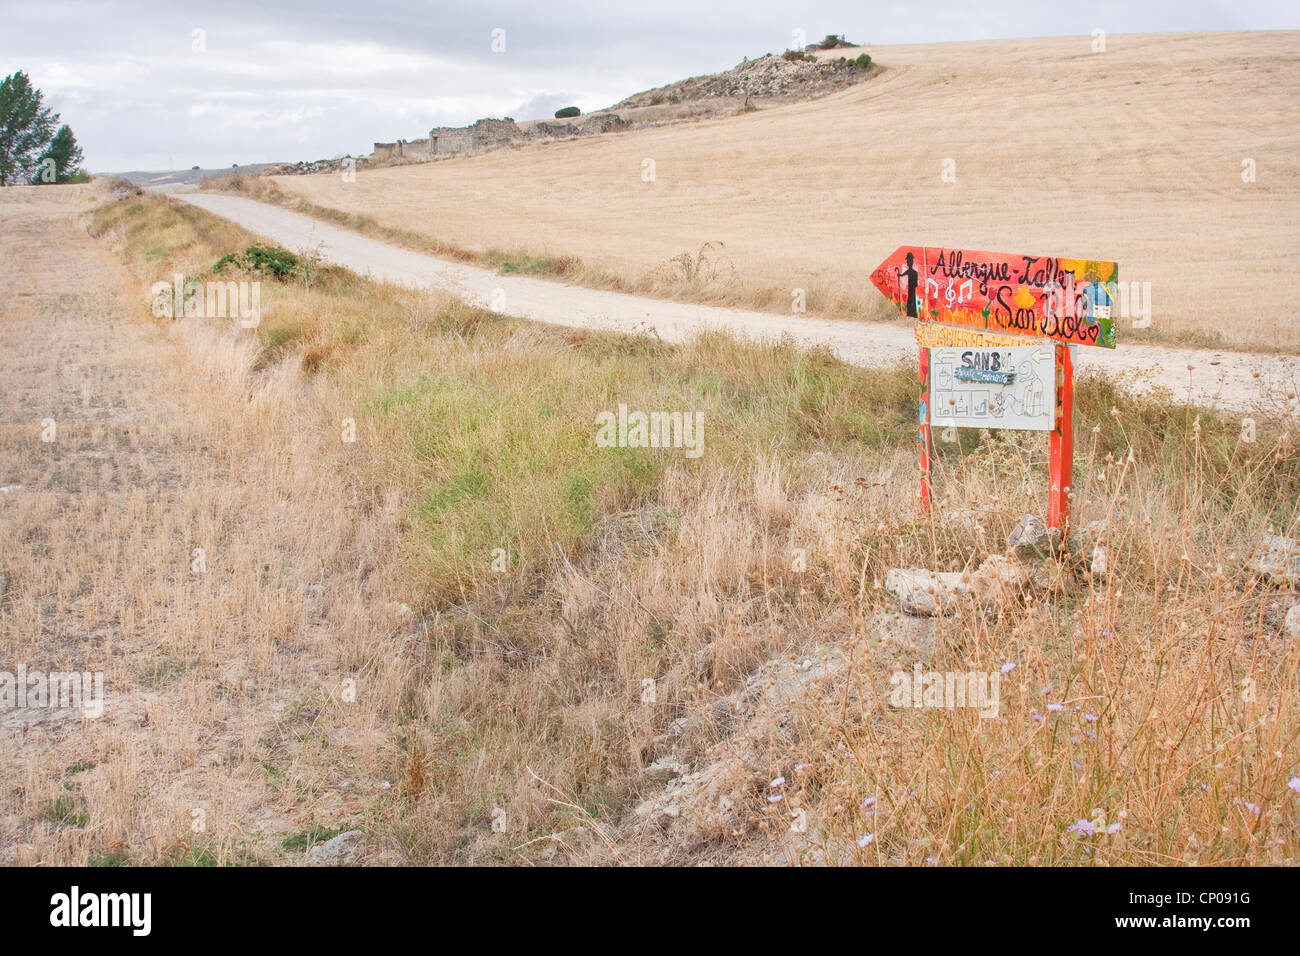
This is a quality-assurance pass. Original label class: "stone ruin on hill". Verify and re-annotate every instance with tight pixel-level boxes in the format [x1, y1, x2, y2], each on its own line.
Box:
[368, 112, 631, 165]
[372, 117, 521, 162]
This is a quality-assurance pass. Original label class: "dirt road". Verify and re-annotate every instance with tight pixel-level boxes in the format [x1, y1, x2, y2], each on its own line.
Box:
[180, 192, 1299, 413]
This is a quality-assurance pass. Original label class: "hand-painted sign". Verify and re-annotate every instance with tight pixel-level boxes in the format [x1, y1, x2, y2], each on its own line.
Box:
[914, 323, 1033, 349]
[930, 345, 1055, 431]
[871, 246, 1118, 348]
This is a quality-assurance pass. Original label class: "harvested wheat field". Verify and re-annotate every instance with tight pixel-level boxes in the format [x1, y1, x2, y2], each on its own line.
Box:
[270, 31, 1300, 352]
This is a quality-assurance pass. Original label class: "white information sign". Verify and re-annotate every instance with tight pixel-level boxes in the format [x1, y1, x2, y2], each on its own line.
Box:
[930, 345, 1055, 431]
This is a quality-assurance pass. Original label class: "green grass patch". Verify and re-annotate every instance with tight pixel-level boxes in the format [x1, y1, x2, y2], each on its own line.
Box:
[281, 824, 347, 852]
[46, 794, 89, 829]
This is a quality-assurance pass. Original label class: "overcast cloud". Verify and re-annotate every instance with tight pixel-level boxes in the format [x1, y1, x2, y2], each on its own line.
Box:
[2, 0, 1295, 172]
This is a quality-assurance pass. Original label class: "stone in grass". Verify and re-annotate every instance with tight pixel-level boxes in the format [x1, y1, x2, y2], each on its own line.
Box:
[1248, 534, 1300, 587]
[644, 756, 688, 784]
[1007, 514, 1058, 561]
[1287, 604, 1300, 641]
[308, 830, 367, 867]
[885, 555, 1029, 618]
[885, 568, 966, 617]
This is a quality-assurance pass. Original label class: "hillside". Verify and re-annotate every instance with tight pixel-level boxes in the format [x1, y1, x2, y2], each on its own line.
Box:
[264, 49, 879, 177]
[266, 31, 1300, 352]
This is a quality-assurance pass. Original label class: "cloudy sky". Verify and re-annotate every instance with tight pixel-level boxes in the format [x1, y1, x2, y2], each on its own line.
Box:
[3, 0, 1295, 172]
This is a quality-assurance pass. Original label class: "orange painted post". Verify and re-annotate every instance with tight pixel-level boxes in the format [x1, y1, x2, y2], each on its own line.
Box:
[919, 344, 932, 514]
[1048, 343, 1074, 534]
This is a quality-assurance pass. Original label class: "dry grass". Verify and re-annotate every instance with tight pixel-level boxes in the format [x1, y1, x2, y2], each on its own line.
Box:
[254, 32, 1300, 353]
[3, 185, 1297, 866]
[1, 188, 411, 865]
[626, 399, 1300, 865]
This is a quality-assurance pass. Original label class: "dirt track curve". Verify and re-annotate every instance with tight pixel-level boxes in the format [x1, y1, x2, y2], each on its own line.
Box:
[179, 192, 1299, 414]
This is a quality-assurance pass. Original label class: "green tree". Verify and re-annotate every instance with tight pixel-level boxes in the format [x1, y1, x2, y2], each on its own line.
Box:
[36, 124, 85, 183]
[0, 71, 59, 186]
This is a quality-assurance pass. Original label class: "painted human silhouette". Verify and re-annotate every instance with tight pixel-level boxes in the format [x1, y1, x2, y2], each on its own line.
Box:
[899, 252, 919, 318]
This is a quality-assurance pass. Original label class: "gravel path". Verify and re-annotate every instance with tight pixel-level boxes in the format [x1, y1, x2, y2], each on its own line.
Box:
[180, 192, 1299, 414]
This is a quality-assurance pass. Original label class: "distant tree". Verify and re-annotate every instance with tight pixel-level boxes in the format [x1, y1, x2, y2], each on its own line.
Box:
[820, 34, 858, 49]
[554, 106, 581, 119]
[0, 71, 59, 186]
[35, 124, 85, 183]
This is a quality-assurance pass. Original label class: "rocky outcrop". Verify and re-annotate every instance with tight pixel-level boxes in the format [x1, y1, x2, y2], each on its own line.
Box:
[614, 52, 874, 108]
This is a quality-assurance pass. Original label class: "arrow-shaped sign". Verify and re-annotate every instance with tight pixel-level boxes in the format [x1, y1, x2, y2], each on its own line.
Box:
[870, 245, 1118, 348]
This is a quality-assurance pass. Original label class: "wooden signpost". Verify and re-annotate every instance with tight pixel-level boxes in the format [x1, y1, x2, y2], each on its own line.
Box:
[871, 245, 1119, 535]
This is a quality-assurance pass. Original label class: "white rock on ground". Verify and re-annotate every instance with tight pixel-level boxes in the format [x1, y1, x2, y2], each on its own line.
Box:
[1249, 534, 1300, 586]
[308, 830, 367, 867]
[885, 555, 1030, 617]
[884, 568, 966, 617]
[1286, 604, 1300, 640]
